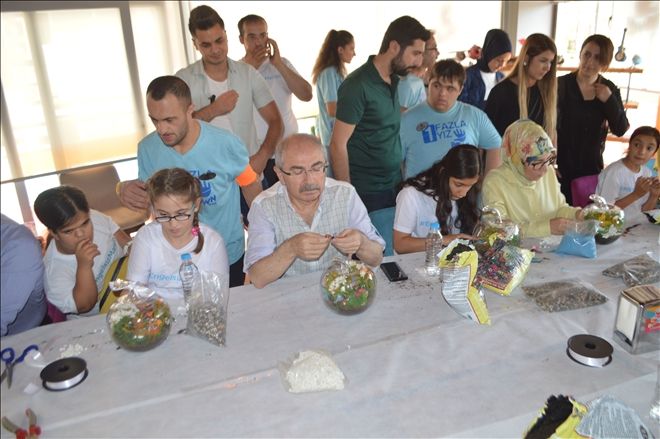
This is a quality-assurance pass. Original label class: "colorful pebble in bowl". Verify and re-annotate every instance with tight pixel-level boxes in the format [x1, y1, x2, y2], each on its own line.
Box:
[106, 285, 172, 352]
[321, 259, 376, 315]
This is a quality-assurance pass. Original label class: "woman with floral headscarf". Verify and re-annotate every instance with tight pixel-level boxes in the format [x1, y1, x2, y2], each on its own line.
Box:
[482, 120, 582, 237]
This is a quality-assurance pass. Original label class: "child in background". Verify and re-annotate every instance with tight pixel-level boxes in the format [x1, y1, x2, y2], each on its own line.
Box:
[596, 126, 660, 221]
[127, 168, 229, 305]
[311, 29, 356, 166]
[393, 144, 482, 254]
[34, 186, 131, 317]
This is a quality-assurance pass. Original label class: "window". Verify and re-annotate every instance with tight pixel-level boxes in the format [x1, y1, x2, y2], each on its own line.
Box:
[1, 1, 186, 229]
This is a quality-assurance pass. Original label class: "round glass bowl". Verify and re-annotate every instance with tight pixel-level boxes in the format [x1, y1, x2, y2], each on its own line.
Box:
[107, 293, 172, 351]
[583, 203, 625, 245]
[321, 259, 376, 315]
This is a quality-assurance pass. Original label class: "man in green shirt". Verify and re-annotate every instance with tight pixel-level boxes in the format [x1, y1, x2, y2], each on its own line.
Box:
[329, 16, 430, 212]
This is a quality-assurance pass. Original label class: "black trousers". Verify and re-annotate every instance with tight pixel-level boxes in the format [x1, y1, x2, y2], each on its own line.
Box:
[358, 187, 398, 213]
[229, 254, 246, 288]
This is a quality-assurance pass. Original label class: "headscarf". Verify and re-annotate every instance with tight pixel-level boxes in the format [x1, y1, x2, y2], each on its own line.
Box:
[476, 29, 512, 73]
[502, 119, 555, 177]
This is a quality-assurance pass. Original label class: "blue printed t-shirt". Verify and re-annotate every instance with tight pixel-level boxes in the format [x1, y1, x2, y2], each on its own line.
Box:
[336, 55, 402, 194]
[138, 121, 248, 264]
[397, 73, 426, 110]
[316, 66, 344, 147]
[401, 100, 502, 178]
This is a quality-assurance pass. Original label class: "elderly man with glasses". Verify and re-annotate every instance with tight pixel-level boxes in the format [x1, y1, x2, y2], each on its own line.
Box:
[244, 134, 385, 288]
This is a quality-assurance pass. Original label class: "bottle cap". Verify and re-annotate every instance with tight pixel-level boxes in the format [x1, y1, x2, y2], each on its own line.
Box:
[181, 253, 191, 261]
[430, 222, 440, 230]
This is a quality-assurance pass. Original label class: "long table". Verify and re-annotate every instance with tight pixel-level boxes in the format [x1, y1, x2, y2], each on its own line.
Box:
[1, 223, 659, 437]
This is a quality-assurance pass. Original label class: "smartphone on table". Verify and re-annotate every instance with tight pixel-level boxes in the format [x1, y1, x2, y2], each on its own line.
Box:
[380, 261, 408, 282]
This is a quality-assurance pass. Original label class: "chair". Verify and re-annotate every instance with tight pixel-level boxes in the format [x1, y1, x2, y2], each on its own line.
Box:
[368, 207, 395, 257]
[59, 165, 149, 234]
[46, 301, 67, 324]
[570, 174, 599, 208]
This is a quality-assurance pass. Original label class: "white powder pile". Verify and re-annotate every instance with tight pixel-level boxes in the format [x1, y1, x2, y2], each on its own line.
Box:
[59, 343, 85, 358]
[284, 350, 345, 393]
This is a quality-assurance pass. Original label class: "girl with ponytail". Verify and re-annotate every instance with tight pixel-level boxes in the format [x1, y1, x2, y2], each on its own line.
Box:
[312, 29, 356, 159]
[127, 168, 229, 304]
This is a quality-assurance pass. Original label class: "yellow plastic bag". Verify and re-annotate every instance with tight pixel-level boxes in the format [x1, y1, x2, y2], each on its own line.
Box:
[438, 239, 490, 325]
[99, 255, 129, 314]
[524, 395, 588, 439]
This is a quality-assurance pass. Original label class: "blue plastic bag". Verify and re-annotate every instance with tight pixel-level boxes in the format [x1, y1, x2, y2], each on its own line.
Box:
[555, 220, 598, 259]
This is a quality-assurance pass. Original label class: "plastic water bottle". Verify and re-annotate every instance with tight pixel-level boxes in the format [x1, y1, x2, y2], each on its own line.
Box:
[425, 222, 443, 275]
[179, 253, 199, 304]
[651, 365, 660, 422]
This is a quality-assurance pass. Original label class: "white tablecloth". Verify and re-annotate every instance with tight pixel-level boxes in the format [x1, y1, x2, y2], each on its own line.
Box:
[2, 224, 659, 438]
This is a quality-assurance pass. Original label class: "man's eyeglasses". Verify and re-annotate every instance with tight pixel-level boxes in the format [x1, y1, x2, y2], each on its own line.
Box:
[279, 162, 328, 177]
[154, 205, 195, 223]
[524, 154, 557, 170]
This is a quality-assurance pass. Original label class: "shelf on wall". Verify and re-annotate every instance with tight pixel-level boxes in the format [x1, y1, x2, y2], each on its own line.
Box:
[557, 66, 643, 74]
[606, 135, 629, 143]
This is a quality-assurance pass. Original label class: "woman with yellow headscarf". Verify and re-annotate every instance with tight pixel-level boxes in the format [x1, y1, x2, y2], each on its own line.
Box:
[482, 120, 582, 237]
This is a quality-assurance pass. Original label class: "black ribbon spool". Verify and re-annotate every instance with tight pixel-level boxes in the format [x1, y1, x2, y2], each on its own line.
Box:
[40, 357, 88, 391]
[566, 334, 613, 367]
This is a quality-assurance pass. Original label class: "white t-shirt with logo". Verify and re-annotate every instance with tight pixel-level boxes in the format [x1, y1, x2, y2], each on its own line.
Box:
[394, 186, 460, 238]
[126, 221, 229, 306]
[43, 209, 123, 317]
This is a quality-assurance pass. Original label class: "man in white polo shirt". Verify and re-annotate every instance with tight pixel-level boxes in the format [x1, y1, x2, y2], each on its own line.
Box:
[176, 5, 283, 184]
[238, 13, 313, 186]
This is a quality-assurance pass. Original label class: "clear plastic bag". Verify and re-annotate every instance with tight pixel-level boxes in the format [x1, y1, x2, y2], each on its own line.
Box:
[474, 206, 521, 246]
[439, 239, 490, 325]
[475, 238, 533, 296]
[278, 350, 346, 393]
[555, 220, 598, 259]
[582, 194, 625, 244]
[522, 278, 607, 312]
[602, 253, 660, 287]
[643, 208, 660, 224]
[186, 270, 229, 346]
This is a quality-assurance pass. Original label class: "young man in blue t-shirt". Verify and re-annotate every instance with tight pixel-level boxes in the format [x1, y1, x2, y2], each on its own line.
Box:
[401, 59, 502, 179]
[117, 76, 262, 287]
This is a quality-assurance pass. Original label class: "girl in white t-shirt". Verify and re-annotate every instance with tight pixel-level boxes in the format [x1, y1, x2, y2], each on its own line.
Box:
[34, 186, 131, 316]
[394, 144, 482, 254]
[596, 126, 660, 221]
[127, 168, 229, 305]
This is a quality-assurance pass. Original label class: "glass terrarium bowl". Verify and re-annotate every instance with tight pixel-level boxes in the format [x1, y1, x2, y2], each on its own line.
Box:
[474, 206, 521, 245]
[320, 259, 376, 315]
[583, 194, 625, 245]
[106, 288, 173, 352]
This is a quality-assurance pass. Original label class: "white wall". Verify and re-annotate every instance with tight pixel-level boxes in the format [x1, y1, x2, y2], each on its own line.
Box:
[516, 1, 555, 53]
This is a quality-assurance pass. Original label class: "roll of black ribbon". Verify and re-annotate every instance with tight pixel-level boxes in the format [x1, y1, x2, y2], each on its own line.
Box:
[567, 334, 613, 367]
[40, 357, 88, 391]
